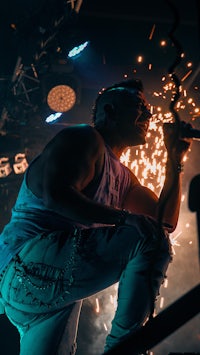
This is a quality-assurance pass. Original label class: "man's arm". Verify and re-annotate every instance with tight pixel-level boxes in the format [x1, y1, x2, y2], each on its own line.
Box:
[123, 122, 191, 232]
[122, 162, 182, 232]
[156, 159, 182, 232]
[157, 122, 191, 232]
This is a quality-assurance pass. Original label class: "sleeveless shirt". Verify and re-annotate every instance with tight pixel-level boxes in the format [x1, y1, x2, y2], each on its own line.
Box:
[0, 145, 132, 272]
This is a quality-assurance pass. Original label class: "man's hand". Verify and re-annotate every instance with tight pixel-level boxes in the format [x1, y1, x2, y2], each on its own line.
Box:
[163, 121, 192, 163]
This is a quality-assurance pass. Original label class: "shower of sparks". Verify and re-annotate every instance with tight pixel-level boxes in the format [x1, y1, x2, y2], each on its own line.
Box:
[91, 81, 199, 347]
[149, 24, 156, 40]
[90, 81, 199, 354]
[120, 112, 168, 195]
[181, 69, 192, 82]
[103, 323, 108, 331]
[89, 33, 200, 355]
[95, 298, 100, 313]
[163, 278, 168, 288]
[170, 231, 182, 255]
[160, 297, 165, 309]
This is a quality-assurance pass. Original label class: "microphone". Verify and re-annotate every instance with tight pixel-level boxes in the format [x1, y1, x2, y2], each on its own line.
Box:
[181, 125, 200, 139]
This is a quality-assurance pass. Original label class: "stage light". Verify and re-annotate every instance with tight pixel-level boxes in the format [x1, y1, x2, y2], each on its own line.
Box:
[0, 157, 12, 178]
[68, 41, 89, 58]
[47, 85, 76, 112]
[45, 112, 62, 124]
[41, 70, 81, 116]
[13, 153, 28, 174]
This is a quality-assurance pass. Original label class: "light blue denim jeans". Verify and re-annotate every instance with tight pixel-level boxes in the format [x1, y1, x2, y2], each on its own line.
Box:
[0, 216, 172, 355]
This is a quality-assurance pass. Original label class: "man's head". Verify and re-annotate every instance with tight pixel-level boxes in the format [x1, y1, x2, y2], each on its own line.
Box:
[92, 79, 152, 146]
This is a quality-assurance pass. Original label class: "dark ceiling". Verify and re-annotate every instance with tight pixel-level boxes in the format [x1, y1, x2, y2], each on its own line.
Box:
[1, 0, 199, 73]
[0, 0, 200, 142]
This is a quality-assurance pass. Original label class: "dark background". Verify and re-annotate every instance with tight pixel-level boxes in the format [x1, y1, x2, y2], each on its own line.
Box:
[0, 1, 199, 354]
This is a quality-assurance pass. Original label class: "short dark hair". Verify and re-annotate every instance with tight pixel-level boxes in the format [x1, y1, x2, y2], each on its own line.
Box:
[92, 78, 143, 125]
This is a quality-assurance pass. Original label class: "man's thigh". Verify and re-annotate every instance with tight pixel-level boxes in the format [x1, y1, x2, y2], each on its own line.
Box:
[5, 301, 82, 355]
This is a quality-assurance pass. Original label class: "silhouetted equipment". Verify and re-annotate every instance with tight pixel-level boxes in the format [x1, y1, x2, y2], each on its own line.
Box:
[188, 174, 200, 266]
[189, 174, 200, 212]
[104, 284, 200, 355]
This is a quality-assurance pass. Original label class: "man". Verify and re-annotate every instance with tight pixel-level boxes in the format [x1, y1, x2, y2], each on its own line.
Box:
[0, 78, 191, 354]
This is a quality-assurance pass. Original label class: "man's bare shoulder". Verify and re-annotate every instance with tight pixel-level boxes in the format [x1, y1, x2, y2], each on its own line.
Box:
[43, 124, 104, 155]
[58, 123, 99, 136]
[28, 125, 104, 196]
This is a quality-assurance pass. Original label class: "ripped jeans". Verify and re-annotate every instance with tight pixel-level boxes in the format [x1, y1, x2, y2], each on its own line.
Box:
[0, 216, 172, 355]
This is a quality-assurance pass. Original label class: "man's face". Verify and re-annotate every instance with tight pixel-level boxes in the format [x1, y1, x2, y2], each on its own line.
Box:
[115, 90, 152, 146]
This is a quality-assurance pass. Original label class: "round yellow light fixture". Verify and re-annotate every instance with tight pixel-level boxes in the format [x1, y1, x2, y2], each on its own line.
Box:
[47, 85, 76, 112]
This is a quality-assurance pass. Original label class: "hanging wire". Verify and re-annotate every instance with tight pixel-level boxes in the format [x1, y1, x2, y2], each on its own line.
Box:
[157, 0, 184, 229]
[167, 0, 184, 129]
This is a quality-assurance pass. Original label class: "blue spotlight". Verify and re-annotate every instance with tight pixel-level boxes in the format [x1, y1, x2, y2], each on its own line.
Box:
[68, 41, 89, 58]
[45, 112, 62, 124]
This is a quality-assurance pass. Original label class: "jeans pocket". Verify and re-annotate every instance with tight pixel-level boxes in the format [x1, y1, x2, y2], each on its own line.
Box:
[12, 256, 72, 310]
